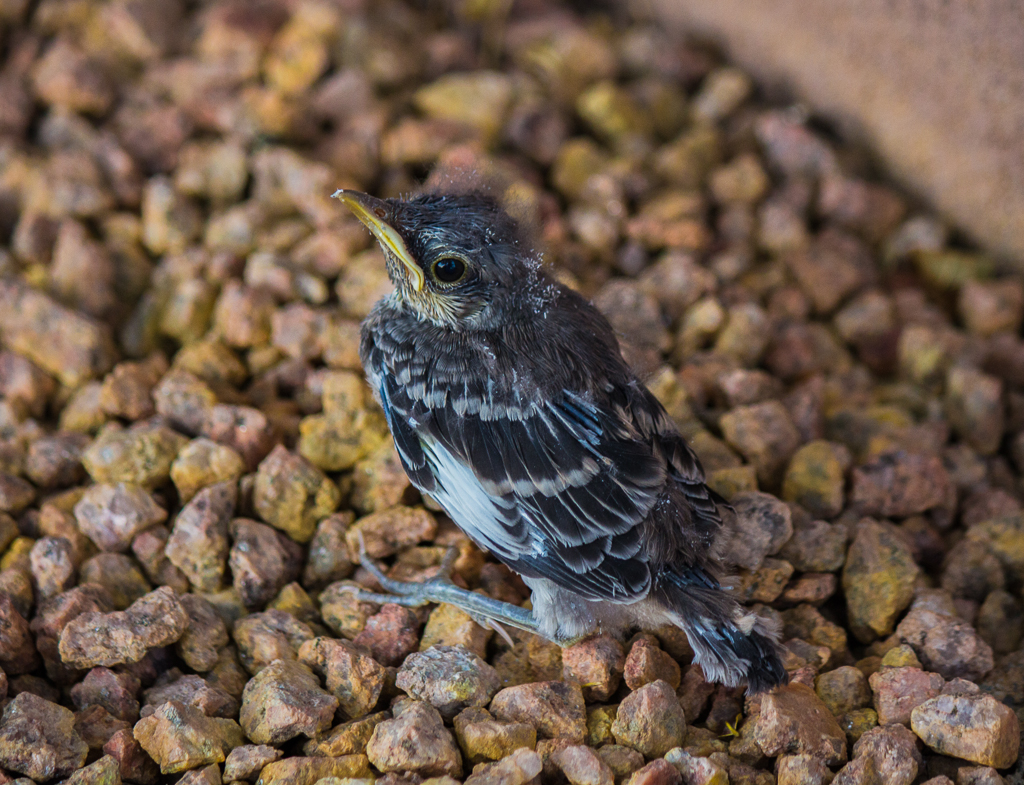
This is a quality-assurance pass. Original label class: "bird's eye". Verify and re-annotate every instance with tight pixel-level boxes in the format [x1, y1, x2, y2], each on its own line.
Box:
[431, 256, 467, 285]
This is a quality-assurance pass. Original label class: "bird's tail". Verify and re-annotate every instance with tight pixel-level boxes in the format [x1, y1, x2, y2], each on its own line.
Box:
[655, 569, 787, 694]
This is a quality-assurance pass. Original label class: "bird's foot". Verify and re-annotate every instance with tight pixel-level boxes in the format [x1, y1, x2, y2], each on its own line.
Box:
[342, 538, 539, 644]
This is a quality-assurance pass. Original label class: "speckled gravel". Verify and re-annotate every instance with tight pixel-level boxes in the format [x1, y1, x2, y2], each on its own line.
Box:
[0, 0, 1020, 782]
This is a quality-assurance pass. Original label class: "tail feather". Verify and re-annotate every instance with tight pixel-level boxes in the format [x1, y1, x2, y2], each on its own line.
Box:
[657, 570, 787, 694]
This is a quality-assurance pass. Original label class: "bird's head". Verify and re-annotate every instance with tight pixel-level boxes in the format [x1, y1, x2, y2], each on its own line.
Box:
[334, 189, 543, 330]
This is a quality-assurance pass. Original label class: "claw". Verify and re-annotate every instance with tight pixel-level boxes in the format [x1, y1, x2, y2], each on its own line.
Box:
[487, 618, 515, 648]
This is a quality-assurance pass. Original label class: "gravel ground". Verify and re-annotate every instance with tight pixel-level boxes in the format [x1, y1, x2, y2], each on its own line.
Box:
[0, 0, 1022, 783]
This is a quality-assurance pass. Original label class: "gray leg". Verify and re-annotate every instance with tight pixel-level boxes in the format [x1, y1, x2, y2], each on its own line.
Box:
[343, 546, 541, 640]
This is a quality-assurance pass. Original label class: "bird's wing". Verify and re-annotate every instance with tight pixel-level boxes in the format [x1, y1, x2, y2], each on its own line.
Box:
[378, 372, 677, 602]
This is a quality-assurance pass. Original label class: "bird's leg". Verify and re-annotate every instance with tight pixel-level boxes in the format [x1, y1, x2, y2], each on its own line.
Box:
[342, 543, 541, 639]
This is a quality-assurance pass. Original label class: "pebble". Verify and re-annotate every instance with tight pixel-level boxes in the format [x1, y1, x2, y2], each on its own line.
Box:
[868, 666, 944, 726]
[30, 583, 113, 681]
[958, 279, 1024, 336]
[842, 519, 920, 643]
[464, 747, 543, 785]
[782, 440, 850, 519]
[895, 590, 995, 681]
[133, 700, 244, 774]
[491, 680, 587, 743]
[70, 667, 141, 722]
[714, 303, 772, 368]
[975, 588, 1024, 654]
[551, 744, 616, 785]
[367, 700, 463, 777]
[623, 636, 681, 690]
[779, 517, 848, 573]
[940, 539, 1005, 601]
[345, 505, 438, 559]
[945, 366, 1004, 456]
[303, 512, 356, 589]
[775, 754, 833, 785]
[99, 358, 166, 421]
[626, 758, 681, 785]
[81, 423, 187, 488]
[253, 444, 340, 543]
[256, 755, 372, 785]
[73, 482, 167, 552]
[176, 594, 230, 672]
[303, 711, 390, 757]
[0, 473, 35, 514]
[0, 692, 89, 780]
[611, 680, 686, 758]
[166, 481, 235, 592]
[223, 744, 283, 781]
[0, 281, 115, 387]
[662, 748, 729, 785]
[911, 693, 1020, 769]
[61, 754, 122, 785]
[815, 666, 870, 716]
[239, 659, 338, 745]
[351, 603, 422, 667]
[397, 645, 502, 720]
[78, 552, 151, 609]
[102, 727, 161, 785]
[419, 602, 493, 658]
[840, 723, 921, 785]
[720, 401, 802, 488]
[25, 432, 89, 489]
[233, 610, 315, 674]
[229, 518, 303, 608]
[753, 683, 848, 766]
[850, 451, 952, 517]
[297, 636, 387, 719]
[29, 535, 76, 599]
[152, 369, 218, 436]
[58, 586, 189, 669]
[142, 672, 238, 720]
[454, 707, 537, 764]
[722, 491, 794, 570]
[562, 635, 625, 702]
[171, 438, 246, 503]
[200, 404, 277, 472]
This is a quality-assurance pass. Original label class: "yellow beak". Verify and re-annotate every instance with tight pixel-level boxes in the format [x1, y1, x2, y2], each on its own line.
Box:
[332, 189, 425, 292]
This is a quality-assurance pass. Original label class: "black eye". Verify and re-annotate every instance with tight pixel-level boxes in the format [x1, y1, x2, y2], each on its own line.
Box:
[432, 256, 467, 284]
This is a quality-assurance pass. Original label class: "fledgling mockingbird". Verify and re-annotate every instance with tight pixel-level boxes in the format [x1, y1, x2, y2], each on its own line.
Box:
[335, 187, 786, 693]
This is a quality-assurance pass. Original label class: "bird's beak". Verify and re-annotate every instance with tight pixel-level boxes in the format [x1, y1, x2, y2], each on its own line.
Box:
[332, 189, 425, 292]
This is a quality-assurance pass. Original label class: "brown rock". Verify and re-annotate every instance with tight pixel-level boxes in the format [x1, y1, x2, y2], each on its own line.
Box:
[99, 358, 166, 421]
[253, 445, 340, 542]
[200, 404, 277, 472]
[454, 707, 537, 764]
[842, 519, 920, 643]
[345, 506, 438, 559]
[753, 682, 847, 766]
[303, 711, 391, 757]
[298, 636, 387, 719]
[141, 672, 238, 719]
[845, 723, 922, 785]
[0, 692, 88, 780]
[720, 401, 802, 487]
[776, 754, 833, 785]
[239, 659, 337, 745]
[73, 704, 131, 751]
[911, 693, 1020, 769]
[233, 610, 315, 675]
[563, 635, 626, 702]
[851, 451, 951, 517]
[58, 586, 189, 669]
[351, 603, 422, 667]
[70, 667, 141, 723]
[102, 727, 160, 785]
[464, 747, 543, 785]
[724, 491, 794, 570]
[81, 424, 187, 488]
[222, 743, 282, 782]
[166, 481, 235, 592]
[133, 700, 244, 774]
[25, 432, 89, 489]
[626, 759, 682, 785]
[302, 511, 356, 589]
[256, 754, 372, 785]
[74, 483, 167, 553]
[816, 666, 871, 716]
[551, 744, 615, 785]
[0, 588, 40, 676]
[895, 590, 994, 681]
[868, 666, 944, 726]
[398, 645, 502, 720]
[176, 594, 230, 672]
[367, 700, 463, 777]
[229, 518, 303, 607]
[491, 680, 587, 743]
[153, 370, 218, 436]
[0, 473, 34, 515]
[610, 680, 686, 758]
[624, 637, 682, 690]
[170, 438, 246, 503]
[31, 583, 114, 682]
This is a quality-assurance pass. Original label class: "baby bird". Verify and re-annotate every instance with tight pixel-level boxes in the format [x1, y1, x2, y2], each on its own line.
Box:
[336, 188, 786, 693]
